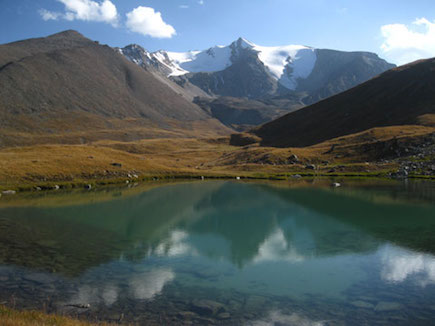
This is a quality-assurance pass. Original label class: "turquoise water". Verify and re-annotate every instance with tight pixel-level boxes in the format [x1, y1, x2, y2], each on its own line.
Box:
[0, 180, 435, 325]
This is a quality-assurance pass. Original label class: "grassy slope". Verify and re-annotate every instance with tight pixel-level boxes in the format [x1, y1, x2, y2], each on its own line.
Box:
[3, 123, 434, 190]
[0, 31, 231, 147]
[253, 57, 435, 147]
[0, 305, 112, 326]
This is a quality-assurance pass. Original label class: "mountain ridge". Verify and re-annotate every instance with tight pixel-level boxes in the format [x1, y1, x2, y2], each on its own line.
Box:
[120, 37, 395, 101]
[252, 57, 435, 147]
[0, 30, 230, 147]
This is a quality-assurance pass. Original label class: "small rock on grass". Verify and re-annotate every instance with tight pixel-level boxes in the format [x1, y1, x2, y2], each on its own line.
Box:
[1, 190, 16, 195]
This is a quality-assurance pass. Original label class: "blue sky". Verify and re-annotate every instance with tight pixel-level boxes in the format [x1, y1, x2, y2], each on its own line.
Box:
[1, 0, 435, 65]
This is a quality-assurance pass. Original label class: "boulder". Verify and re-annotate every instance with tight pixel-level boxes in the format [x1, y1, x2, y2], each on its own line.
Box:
[375, 302, 402, 312]
[351, 301, 374, 309]
[2, 190, 16, 195]
[288, 154, 299, 163]
[191, 299, 225, 316]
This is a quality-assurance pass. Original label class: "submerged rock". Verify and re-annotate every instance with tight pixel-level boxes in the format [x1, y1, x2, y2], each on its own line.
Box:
[23, 273, 53, 284]
[177, 311, 198, 320]
[351, 301, 374, 309]
[191, 299, 225, 316]
[217, 312, 231, 320]
[375, 302, 402, 312]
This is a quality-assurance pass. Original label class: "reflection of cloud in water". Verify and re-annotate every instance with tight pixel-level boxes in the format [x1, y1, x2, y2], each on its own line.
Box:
[381, 245, 435, 286]
[253, 228, 305, 264]
[67, 267, 174, 306]
[154, 230, 197, 257]
[130, 268, 175, 300]
[251, 311, 325, 326]
[101, 284, 119, 306]
[69, 283, 120, 306]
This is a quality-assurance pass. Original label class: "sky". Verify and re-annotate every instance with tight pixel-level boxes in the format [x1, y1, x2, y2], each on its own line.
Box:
[1, 0, 435, 65]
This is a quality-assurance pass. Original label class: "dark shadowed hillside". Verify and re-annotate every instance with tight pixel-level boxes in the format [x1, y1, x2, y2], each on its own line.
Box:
[253, 58, 435, 147]
[0, 30, 229, 146]
[193, 96, 303, 131]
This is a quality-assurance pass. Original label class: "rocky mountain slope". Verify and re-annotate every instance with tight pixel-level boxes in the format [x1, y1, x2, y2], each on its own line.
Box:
[252, 58, 435, 147]
[194, 96, 302, 131]
[0, 31, 229, 147]
[120, 37, 395, 102]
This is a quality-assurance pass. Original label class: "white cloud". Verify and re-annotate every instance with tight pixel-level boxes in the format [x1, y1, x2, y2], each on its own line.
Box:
[126, 6, 176, 38]
[198, 0, 204, 5]
[154, 230, 197, 257]
[252, 311, 325, 326]
[253, 228, 305, 264]
[39, 0, 119, 26]
[381, 245, 435, 287]
[380, 17, 435, 65]
[129, 268, 175, 300]
[179, 4, 189, 9]
[39, 9, 62, 21]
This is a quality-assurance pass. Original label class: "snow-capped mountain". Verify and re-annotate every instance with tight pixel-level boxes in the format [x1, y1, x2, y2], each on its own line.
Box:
[119, 37, 395, 102]
[121, 38, 318, 91]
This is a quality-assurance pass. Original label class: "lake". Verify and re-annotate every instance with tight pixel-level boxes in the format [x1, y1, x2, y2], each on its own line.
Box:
[0, 179, 435, 325]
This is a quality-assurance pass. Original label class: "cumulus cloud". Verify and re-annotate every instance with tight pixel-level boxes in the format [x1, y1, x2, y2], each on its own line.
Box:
[380, 17, 435, 65]
[381, 245, 435, 287]
[39, 0, 119, 26]
[125, 6, 176, 38]
[129, 268, 175, 300]
[39, 9, 62, 21]
[253, 228, 305, 264]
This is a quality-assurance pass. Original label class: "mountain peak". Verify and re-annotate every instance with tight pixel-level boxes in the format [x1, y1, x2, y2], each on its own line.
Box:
[124, 44, 147, 52]
[48, 30, 86, 40]
[234, 37, 255, 49]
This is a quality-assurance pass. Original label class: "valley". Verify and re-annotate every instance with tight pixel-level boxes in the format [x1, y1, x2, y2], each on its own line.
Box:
[0, 30, 434, 191]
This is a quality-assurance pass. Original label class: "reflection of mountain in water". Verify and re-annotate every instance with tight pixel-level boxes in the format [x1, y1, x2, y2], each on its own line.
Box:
[265, 184, 435, 255]
[0, 181, 434, 276]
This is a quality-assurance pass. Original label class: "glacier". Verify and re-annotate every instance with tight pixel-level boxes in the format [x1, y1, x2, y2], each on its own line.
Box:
[136, 37, 318, 90]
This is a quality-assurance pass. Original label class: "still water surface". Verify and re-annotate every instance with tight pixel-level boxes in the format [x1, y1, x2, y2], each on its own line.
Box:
[0, 180, 435, 325]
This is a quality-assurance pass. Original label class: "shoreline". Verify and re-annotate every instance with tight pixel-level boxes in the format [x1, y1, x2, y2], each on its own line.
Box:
[0, 304, 111, 326]
[1, 171, 434, 195]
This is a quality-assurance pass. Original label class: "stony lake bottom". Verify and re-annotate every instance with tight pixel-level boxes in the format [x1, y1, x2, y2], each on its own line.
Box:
[0, 179, 435, 325]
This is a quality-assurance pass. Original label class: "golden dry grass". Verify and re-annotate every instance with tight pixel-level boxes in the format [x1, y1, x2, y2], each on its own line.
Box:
[0, 305, 111, 326]
[0, 124, 433, 189]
